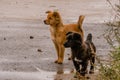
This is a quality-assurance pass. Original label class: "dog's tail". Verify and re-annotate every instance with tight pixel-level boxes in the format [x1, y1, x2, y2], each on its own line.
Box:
[86, 33, 96, 53]
[77, 15, 85, 38]
[77, 15, 85, 29]
[86, 33, 92, 42]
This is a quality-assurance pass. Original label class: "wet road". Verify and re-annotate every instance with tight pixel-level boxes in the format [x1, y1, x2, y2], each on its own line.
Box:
[0, 0, 117, 80]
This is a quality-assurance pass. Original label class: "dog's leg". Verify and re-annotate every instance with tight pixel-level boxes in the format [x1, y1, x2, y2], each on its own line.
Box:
[73, 60, 80, 73]
[81, 62, 88, 76]
[53, 40, 60, 63]
[89, 56, 95, 74]
[57, 44, 65, 64]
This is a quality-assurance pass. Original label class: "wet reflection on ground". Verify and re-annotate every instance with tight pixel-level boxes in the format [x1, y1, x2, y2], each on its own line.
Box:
[0, 0, 116, 79]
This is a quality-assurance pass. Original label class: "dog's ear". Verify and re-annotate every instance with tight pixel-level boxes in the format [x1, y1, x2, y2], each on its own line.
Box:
[53, 11, 61, 22]
[46, 11, 52, 14]
[53, 11, 60, 18]
[66, 32, 73, 36]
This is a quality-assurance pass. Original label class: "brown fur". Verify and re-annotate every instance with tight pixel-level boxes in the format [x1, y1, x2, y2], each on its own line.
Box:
[44, 10, 85, 64]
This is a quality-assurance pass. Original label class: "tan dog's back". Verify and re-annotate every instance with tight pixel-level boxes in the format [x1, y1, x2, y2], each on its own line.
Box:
[64, 24, 82, 35]
[64, 15, 85, 39]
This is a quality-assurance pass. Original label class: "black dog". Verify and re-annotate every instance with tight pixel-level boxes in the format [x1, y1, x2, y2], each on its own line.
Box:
[64, 32, 96, 76]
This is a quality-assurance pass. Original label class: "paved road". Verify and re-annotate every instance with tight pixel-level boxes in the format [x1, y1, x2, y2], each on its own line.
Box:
[0, 0, 117, 80]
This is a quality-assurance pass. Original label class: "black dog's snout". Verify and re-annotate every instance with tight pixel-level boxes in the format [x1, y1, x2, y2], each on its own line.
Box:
[63, 42, 67, 47]
[64, 42, 70, 48]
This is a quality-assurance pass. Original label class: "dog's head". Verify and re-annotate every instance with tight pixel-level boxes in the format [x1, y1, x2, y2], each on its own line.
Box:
[64, 32, 83, 48]
[44, 10, 62, 26]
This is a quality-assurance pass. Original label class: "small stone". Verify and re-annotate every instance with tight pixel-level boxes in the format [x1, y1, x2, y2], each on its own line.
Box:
[24, 56, 27, 59]
[38, 49, 42, 52]
[4, 37, 6, 40]
[30, 36, 34, 39]
[86, 76, 90, 79]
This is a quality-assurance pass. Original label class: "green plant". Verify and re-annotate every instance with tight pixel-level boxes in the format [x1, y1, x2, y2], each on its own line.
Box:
[98, 0, 120, 80]
[99, 47, 120, 80]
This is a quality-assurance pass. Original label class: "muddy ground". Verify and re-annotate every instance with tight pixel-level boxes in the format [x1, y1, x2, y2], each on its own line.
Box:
[0, 0, 118, 80]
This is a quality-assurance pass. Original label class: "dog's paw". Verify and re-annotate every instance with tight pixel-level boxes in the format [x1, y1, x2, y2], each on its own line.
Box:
[57, 62, 63, 64]
[57, 60, 63, 64]
[74, 73, 85, 79]
[54, 60, 63, 64]
[74, 72, 80, 78]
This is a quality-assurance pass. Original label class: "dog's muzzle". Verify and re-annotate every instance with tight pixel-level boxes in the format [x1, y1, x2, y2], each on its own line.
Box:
[63, 42, 70, 48]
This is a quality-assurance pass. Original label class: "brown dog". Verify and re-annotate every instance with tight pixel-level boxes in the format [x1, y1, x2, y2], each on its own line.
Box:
[44, 10, 85, 64]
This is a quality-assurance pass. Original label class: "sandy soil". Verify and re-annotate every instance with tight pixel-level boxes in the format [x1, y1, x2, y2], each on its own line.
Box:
[0, 0, 118, 80]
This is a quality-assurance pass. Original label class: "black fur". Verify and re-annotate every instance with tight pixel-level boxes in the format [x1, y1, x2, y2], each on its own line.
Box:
[64, 32, 96, 76]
